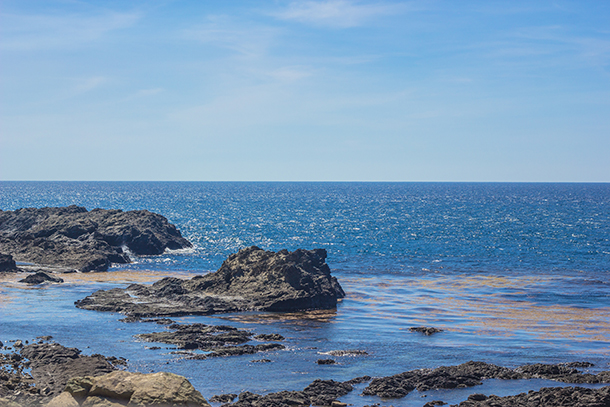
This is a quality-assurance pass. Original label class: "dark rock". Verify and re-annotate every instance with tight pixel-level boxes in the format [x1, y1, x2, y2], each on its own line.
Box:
[19, 342, 117, 397]
[363, 361, 519, 398]
[409, 326, 443, 336]
[564, 361, 595, 368]
[0, 341, 124, 406]
[326, 349, 369, 356]
[468, 393, 488, 401]
[317, 359, 337, 365]
[0, 206, 191, 271]
[362, 361, 610, 400]
[76, 246, 345, 316]
[136, 322, 285, 359]
[423, 401, 447, 407]
[0, 253, 17, 272]
[19, 271, 64, 285]
[455, 385, 610, 407]
[219, 379, 351, 407]
[210, 393, 238, 403]
[344, 376, 371, 385]
[254, 333, 285, 341]
[250, 359, 272, 363]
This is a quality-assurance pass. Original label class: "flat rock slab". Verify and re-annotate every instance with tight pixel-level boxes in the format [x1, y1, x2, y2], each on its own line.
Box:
[456, 385, 610, 407]
[0, 205, 191, 272]
[135, 322, 285, 358]
[362, 361, 610, 398]
[76, 246, 345, 316]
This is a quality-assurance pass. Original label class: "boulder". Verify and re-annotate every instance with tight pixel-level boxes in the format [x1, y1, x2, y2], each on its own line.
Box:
[50, 371, 210, 407]
[76, 246, 345, 316]
[0, 206, 191, 272]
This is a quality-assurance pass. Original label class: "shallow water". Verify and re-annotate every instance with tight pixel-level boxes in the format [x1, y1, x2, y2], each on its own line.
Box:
[1, 182, 609, 405]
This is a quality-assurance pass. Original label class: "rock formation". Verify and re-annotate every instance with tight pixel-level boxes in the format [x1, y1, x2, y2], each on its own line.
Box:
[0, 206, 191, 272]
[45, 371, 209, 407]
[135, 322, 285, 358]
[19, 271, 64, 285]
[455, 386, 610, 407]
[76, 246, 345, 316]
[362, 361, 610, 399]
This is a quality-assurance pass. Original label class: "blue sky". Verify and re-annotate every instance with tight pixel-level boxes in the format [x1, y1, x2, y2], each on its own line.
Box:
[1, 0, 609, 181]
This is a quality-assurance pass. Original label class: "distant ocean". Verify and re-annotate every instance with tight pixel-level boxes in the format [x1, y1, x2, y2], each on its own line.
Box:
[1, 182, 609, 405]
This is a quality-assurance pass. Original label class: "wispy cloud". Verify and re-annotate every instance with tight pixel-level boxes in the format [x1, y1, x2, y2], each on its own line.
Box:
[0, 10, 140, 50]
[271, 0, 406, 28]
[181, 16, 279, 57]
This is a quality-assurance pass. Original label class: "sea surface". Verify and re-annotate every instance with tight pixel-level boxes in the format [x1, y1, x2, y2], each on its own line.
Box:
[1, 182, 609, 405]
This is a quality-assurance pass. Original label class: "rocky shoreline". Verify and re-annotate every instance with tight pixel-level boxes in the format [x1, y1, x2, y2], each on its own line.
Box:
[2, 339, 609, 407]
[2, 206, 610, 406]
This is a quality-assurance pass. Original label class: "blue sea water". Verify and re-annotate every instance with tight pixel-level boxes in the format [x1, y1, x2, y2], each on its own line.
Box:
[1, 182, 609, 405]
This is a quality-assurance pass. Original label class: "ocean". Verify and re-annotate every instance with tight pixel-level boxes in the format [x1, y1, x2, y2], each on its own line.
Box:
[1, 182, 609, 405]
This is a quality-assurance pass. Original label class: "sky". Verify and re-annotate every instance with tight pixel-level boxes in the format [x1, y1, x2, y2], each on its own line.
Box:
[1, 0, 609, 182]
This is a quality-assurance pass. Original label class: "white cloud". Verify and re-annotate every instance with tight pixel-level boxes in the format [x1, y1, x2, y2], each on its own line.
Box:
[271, 0, 405, 28]
[0, 11, 140, 50]
[181, 16, 279, 57]
[268, 66, 314, 81]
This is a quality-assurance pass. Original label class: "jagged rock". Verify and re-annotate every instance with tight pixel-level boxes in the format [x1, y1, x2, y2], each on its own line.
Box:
[325, 350, 369, 356]
[210, 394, 237, 403]
[409, 326, 443, 335]
[136, 322, 285, 358]
[0, 254, 17, 272]
[455, 386, 610, 407]
[362, 361, 610, 399]
[20, 342, 118, 397]
[317, 359, 336, 365]
[76, 246, 345, 316]
[19, 272, 64, 285]
[253, 334, 284, 341]
[0, 206, 191, 272]
[222, 379, 352, 407]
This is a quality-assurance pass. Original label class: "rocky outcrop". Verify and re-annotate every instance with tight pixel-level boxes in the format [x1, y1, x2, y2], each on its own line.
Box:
[46, 371, 210, 407]
[19, 271, 64, 285]
[456, 385, 610, 407]
[76, 246, 345, 316]
[135, 322, 285, 358]
[20, 342, 124, 397]
[0, 206, 191, 272]
[362, 361, 610, 399]
[0, 340, 125, 406]
[220, 379, 353, 407]
[0, 254, 17, 272]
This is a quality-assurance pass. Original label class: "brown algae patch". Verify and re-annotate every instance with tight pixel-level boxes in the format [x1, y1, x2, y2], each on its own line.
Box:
[341, 275, 610, 349]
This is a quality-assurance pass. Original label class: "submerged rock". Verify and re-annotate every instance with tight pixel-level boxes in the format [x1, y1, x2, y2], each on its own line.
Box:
[409, 326, 443, 336]
[0, 206, 191, 272]
[76, 246, 345, 316]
